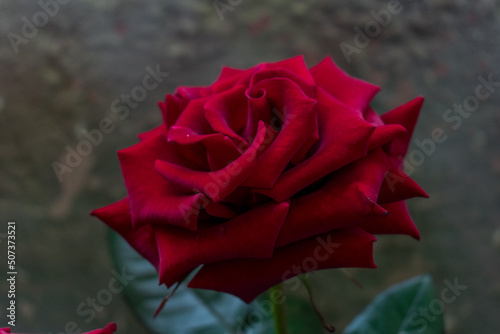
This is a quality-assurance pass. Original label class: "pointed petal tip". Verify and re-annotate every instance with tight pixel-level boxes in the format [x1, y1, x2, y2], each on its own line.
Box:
[373, 203, 389, 216]
[361, 194, 389, 216]
[379, 167, 429, 204]
[406, 95, 425, 112]
[381, 96, 425, 129]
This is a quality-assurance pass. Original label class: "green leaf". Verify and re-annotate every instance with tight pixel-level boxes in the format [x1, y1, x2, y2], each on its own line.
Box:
[108, 231, 276, 334]
[344, 275, 444, 334]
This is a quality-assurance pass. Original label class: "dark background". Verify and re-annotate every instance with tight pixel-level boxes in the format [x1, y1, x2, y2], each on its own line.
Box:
[0, 0, 499, 333]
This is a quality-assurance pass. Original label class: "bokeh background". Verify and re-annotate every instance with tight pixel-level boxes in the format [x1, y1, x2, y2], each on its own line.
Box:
[1, 0, 499, 333]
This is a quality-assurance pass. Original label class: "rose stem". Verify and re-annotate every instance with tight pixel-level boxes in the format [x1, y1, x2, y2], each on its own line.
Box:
[270, 283, 288, 334]
[299, 275, 335, 332]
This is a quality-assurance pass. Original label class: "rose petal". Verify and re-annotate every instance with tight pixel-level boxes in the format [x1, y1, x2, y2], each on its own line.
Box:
[204, 201, 240, 219]
[368, 124, 408, 151]
[137, 125, 165, 142]
[255, 87, 375, 202]
[203, 134, 243, 171]
[248, 68, 316, 98]
[242, 87, 271, 142]
[290, 130, 319, 165]
[91, 199, 160, 270]
[276, 149, 391, 247]
[363, 106, 384, 126]
[156, 201, 290, 287]
[159, 94, 182, 130]
[188, 227, 376, 303]
[218, 66, 246, 80]
[168, 98, 214, 144]
[119, 131, 207, 230]
[219, 184, 254, 206]
[176, 86, 212, 100]
[378, 166, 429, 204]
[263, 55, 316, 85]
[242, 78, 318, 188]
[155, 123, 267, 202]
[310, 57, 380, 112]
[168, 97, 246, 170]
[359, 201, 420, 239]
[212, 66, 257, 93]
[380, 96, 424, 157]
[204, 84, 248, 145]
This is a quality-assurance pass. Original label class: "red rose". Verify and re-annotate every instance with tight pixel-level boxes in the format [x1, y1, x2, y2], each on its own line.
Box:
[0, 323, 117, 334]
[92, 56, 427, 302]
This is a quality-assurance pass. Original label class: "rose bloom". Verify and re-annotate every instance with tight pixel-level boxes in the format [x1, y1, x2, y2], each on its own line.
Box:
[0, 323, 116, 334]
[92, 56, 427, 302]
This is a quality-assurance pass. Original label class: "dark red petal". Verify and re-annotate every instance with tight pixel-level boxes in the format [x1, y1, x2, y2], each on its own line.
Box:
[160, 94, 183, 129]
[291, 130, 319, 165]
[167, 98, 214, 144]
[204, 201, 240, 219]
[219, 184, 254, 206]
[212, 67, 257, 93]
[168, 97, 245, 171]
[248, 68, 316, 98]
[119, 132, 205, 230]
[310, 57, 380, 112]
[156, 123, 267, 202]
[359, 201, 420, 239]
[242, 78, 318, 188]
[137, 125, 166, 142]
[204, 84, 248, 144]
[363, 106, 384, 126]
[378, 166, 429, 204]
[156, 201, 290, 287]
[276, 149, 391, 247]
[176, 86, 212, 100]
[91, 199, 160, 270]
[242, 87, 271, 143]
[218, 66, 245, 80]
[203, 134, 243, 171]
[188, 227, 376, 303]
[368, 124, 407, 151]
[255, 87, 375, 202]
[381, 96, 424, 157]
[263, 55, 315, 85]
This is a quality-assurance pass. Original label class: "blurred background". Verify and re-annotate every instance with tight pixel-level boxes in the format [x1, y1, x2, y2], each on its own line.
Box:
[0, 0, 499, 333]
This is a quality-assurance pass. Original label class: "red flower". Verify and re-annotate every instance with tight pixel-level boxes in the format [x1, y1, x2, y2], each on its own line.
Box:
[92, 56, 427, 302]
[0, 323, 117, 334]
